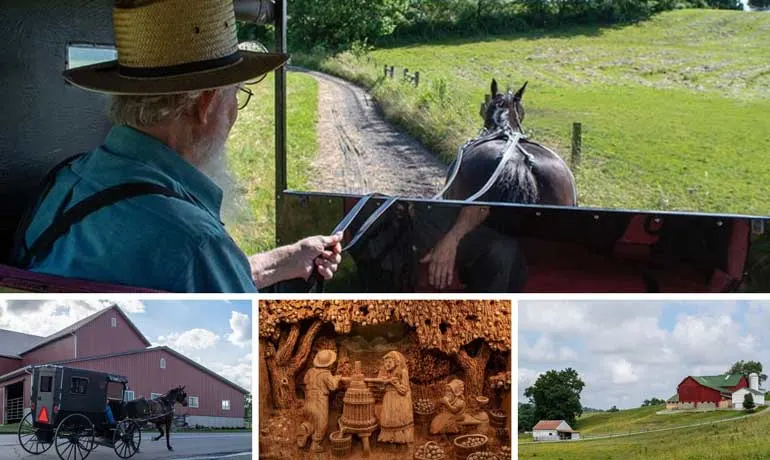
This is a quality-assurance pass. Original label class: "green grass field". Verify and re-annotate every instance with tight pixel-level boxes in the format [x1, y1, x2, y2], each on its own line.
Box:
[226, 72, 318, 253]
[573, 405, 745, 436]
[305, 9, 770, 215]
[519, 407, 770, 459]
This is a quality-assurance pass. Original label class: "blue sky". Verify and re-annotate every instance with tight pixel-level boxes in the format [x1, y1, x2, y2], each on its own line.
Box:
[0, 299, 252, 390]
[519, 300, 769, 410]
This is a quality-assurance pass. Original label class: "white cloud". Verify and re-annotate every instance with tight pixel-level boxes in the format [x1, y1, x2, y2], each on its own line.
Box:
[227, 311, 251, 348]
[519, 300, 770, 410]
[0, 300, 144, 336]
[212, 362, 251, 390]
[605, 358, 639, 385]
[157, 329, 220, 353]
[520, 335, 578, 363]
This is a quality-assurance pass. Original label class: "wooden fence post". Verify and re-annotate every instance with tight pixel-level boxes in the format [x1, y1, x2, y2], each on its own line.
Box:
[389, 66, 394, 78]
[571, 122, 582, 168]
[414, 71, 420, 87]
[384, 64, 388, 77]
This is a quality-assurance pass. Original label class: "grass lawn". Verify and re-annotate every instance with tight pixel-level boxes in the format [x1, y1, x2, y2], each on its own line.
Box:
[573, 405, 746, 436]
[0, 423, 18, 434]
[519, 407, 770, 459]
[226, 72, 319, 253]
[300, 9, 770, 215]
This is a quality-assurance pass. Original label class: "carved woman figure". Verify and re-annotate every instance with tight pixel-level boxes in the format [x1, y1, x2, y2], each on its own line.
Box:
[430, 379, 466, 435]
[377, 351, 414, 443]
[297, 350, 342, 453]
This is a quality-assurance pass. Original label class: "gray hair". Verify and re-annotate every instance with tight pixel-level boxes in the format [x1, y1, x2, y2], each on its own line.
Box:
[109, 91, 204, 127]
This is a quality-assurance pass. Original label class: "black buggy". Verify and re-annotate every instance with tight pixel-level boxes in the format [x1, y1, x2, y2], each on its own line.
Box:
[17, 365, 143, 460]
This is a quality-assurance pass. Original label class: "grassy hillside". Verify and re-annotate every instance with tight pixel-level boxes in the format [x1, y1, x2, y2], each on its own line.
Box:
[574, 405, 745, 436]
[304, 9, 770, 215]
[226, 72, 318, 253]
[519, 408, 770, 459]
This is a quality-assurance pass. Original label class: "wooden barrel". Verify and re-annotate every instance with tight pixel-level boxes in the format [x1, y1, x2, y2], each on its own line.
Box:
[453, 434, 488, 460]
[487, 410, 507, 429]
[329, 431, 352, 457]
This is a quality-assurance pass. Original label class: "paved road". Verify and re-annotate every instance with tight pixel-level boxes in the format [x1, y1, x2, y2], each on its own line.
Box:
[0, 432, 251, 460]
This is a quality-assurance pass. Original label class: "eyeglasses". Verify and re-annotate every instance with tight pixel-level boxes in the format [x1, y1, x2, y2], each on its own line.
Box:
[237, 86, 253, 110]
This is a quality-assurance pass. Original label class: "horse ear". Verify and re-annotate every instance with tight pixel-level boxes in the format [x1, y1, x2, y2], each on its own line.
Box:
[513, 81, 528, 101]
[491, 79, 498, 97]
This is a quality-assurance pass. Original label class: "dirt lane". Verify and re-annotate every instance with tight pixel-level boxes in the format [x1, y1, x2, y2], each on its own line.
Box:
[295, 68, 447, 198]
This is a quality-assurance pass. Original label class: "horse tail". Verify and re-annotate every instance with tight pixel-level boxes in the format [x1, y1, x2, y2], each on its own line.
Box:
[492, 147, 539, 204]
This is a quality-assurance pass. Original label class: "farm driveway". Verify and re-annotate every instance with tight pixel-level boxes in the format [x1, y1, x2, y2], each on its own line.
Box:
[0, 432, 251, 460]
[295, 68, 446, 198]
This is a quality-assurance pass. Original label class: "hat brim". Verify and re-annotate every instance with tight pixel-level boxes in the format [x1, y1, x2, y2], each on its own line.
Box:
[63, 51, 288, 95]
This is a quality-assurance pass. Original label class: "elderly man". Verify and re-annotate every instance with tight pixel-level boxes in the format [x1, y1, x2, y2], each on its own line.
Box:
[10, 0, 341, 292]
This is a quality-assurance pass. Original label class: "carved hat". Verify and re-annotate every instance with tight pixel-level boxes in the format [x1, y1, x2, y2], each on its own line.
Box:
[313, 349, 337, 368]
[63, 0, 288, 95]
[447, 379, 465, 396]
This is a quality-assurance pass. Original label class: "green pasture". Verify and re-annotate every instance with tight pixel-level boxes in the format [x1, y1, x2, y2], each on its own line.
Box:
[519, 406, 770, 459]
[226, 72, 319, 253]
[574, 405, 745, 436]
[301, 9, 770, 215]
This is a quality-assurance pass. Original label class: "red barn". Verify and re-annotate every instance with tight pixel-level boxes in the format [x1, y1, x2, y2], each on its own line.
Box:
[0, 305, 248, 427]
[677, 374, 748, 404]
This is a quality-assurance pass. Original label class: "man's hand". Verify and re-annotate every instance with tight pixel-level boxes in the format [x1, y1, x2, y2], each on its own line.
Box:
[420, 232, 461, 290]
[292, 233, 343, 280]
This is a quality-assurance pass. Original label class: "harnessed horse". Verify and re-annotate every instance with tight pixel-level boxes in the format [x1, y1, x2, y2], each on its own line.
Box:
[439, 79, 577, 206]
[125, 386, 188, 451]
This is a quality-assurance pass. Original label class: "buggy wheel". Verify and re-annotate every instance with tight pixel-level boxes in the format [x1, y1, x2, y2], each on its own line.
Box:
[18, 411, 53, 455]
[55, 413, 95, 460]
[113, 420, 142, 459]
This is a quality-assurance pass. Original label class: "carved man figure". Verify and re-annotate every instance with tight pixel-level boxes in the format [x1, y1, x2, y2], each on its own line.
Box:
[297, 350, 342, 453]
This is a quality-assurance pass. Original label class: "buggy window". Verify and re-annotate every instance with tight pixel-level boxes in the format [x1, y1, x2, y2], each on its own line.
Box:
[39, 376, 53, 393]
[70, 377, 89, 395]
[66, 43, 117, 70]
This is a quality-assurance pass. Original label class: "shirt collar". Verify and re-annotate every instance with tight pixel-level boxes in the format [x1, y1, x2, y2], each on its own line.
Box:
[102, 125, 224, 219]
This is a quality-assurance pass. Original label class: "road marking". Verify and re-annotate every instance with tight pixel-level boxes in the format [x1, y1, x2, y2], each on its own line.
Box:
[171, 452, 251, 460]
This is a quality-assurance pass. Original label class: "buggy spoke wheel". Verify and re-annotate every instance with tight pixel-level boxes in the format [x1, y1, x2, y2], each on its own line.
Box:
[113, 420, 142, 459]
[55, 414, 95, 460]
[18, 412, 53, 455]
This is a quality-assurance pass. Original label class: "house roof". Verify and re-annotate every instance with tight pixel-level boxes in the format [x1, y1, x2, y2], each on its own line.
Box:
[20, 305, 151, 354]
[0, 329, 44, 357]
[51, 346, 249, 394]
[734, 388, 765, 396]
[533, 420, 573, 432]
[667, 394, 679, 403]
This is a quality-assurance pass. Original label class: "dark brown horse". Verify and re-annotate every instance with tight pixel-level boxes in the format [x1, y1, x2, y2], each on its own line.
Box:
[440, 79, 577, 206]
[126, 386, 188, 451]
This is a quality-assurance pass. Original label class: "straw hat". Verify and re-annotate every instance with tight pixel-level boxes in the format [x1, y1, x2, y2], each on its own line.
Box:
[64, 0, 288, 95]
[313, 350, 338, 368]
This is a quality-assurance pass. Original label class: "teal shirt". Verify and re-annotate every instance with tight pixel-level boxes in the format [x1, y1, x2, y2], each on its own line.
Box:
[22, 125, 257, 293]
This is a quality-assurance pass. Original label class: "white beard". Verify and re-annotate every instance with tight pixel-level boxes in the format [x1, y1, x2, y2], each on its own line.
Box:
[195, 135, 251, 228]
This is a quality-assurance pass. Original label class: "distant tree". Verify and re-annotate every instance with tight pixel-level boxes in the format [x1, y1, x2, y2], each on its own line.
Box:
[244, 393, 252, 426]
[744, 393, 756, 411]
[704, 0, 743, 8]
[642, 398, 666, 407]
[727, 360, 767, 384]
[749, 0, 770, 7]
[607, 405, 620, 412]
[524, 368, 585, 426]
[519, 403, 536, 432]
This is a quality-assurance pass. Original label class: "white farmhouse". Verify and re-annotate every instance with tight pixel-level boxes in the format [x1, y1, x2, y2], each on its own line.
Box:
[732, 372, 766, 409]
[532, 420, 580, 441]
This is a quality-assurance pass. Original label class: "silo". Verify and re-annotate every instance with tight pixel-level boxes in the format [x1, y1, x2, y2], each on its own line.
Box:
[750, 373, 759, 391]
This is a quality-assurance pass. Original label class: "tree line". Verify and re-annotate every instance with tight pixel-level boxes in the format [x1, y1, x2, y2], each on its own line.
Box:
[273, 0, 746, 52]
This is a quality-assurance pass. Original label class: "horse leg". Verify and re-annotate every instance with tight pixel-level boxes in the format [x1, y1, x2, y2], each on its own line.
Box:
[153, 423, 164, 442]
[165, 419, 173, 451]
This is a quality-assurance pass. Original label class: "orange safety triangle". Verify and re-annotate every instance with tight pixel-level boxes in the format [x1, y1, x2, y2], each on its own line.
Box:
[38, 406, 49, 424]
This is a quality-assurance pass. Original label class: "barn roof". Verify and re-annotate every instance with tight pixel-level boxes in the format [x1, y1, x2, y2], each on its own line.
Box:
[20, 304, 150, 354]
[0, 329, 42, 357]
[687, 374, 745, 394]
[533, 420, 573, 432]
[51, 346, 249, 394]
